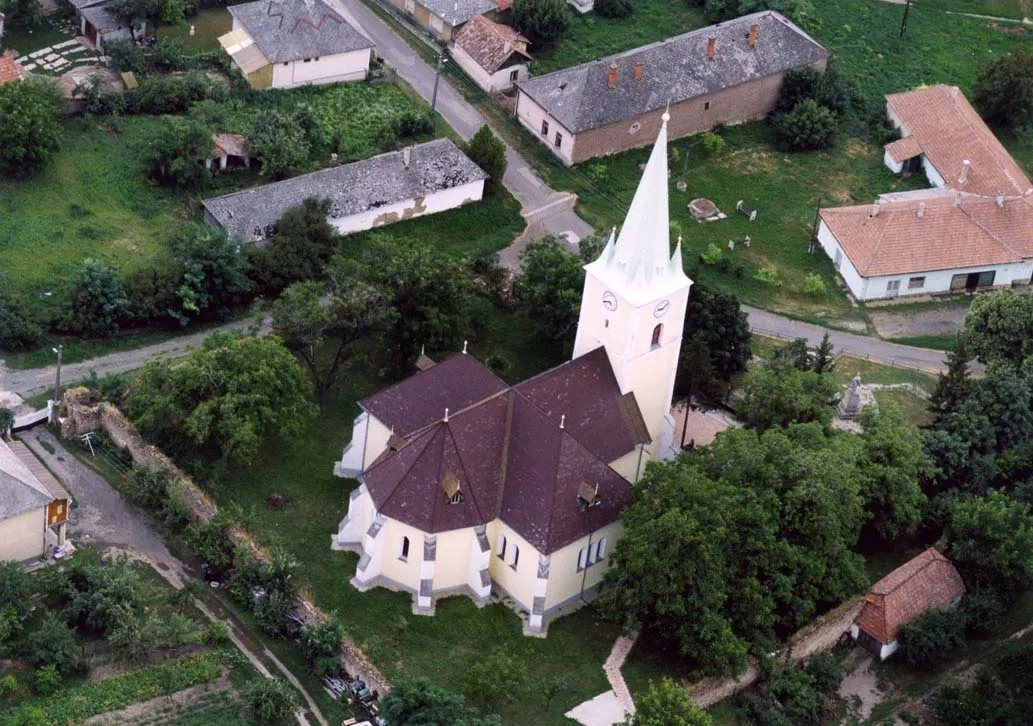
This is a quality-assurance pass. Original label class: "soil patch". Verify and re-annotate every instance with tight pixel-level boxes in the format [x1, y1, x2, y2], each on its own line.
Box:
[871, 304, 970, 338]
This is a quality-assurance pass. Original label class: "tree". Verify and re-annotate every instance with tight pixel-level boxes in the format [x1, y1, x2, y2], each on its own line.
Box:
[24, 613, 77, 673]
[1, 0, 44, 27]
[515, 236, 584, 342]
[772, 98, 838, 152]
[253, 589, 292, 637]
[107, 0, 186, 40]
[676, 333, 724, 406]
[948, 490, 1033, 602]
[774, 63, 852, 118]
[32, 665, 60, 696]
[465, 651, 528, 710]
[769, 337, 812, 371]
[59, 258, 131, 338]
[812, 332, 835, 374]
[737, 360, 837, 430]
[973, 47, 1033, 129]
[512, 0, 571, 46]
[243, 677, 300, 724]
[299, 616, 345, 677]
[929, 338, 973, 421]
[362, 241, 471, 374]
[137, 115, 212, 190]
[962, 290, 1033, 368]
[465, 126, 507, 196]
[269, 276, 392, 406]
[0, 288, 45, 352]
[540, 676, 567, 713]
[0, 562, 32, 619]
[898, 606, 967, 669]
[62, 554, 142, 636]
[0, 78, 62, 178]
[680, 284, 752, 383]
[249, 198, 339, 294]
[595, 0, 633, 18]
[705, 0, 811, 23]
[857, 404, 931, 541]
[380, 677, 501, 726]
[124, 333, 317, 464]
[248, 111, 311, 179]
[169, 225, 250, 324]
[625, 679, 712, 726]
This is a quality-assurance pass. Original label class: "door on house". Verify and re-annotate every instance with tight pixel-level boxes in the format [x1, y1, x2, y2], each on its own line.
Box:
[886, 279, 900, 298]
[950, 270, 996, 292]
[833, 248, 843, 270]
[856, 629, 882, 656]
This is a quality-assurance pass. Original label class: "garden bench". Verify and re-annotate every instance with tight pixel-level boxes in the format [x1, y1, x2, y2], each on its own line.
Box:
[736, 200, 758, 221]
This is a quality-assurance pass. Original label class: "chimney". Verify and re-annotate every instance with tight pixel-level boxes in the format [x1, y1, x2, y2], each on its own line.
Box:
[634, 61, 643, 82]
[996, 193, 1005, 208]
[959, 159, 970, 184]
[608, 63, 617, 89]
[329, 152, 339, 168]
[747, 24, 758, 48]
[503, 39, 511, 54]
[917, 202, 925, 218]
[402, 146, 411, 168]
[954, 191, 962, 207]
[871, 203, 880, 217]
[951, 86, 958, 104]
[706, 33, 716, 60]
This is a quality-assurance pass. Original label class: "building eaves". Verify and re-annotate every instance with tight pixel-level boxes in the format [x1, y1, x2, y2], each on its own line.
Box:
[228, 0, 373, 64]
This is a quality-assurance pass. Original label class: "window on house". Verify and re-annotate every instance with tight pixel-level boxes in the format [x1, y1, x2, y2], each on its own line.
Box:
[577, 547, 587, 572]
[496, 534, 507, 559]
[704, 101, 711, 110]
[405, 0, 414, 11]
[509, 545, 520, 570]
[554, 132, 563, 148]
[510, 69, 519, 82]
[541, 120, 549, 136]
[303, 58, 312, 63]
[283, 62, 289, 66]
[450, 491, 463, 504]
[833, 248, 843, 270]
[604, 319, 609, 328]
[594, 537, 607, 563]
[57, 504, 64, 514]
[908, 276, 926, 289]
[650, 323, 662, 349]
[429, 14, 443, 31]
[314, 56, 320, 61]
[400, 536, 410, 561]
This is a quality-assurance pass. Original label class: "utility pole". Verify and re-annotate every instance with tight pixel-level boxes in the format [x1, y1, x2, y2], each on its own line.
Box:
[52, 345, 62, 405]
[431, 51, 446, 113]
[899, 0, 912, 38]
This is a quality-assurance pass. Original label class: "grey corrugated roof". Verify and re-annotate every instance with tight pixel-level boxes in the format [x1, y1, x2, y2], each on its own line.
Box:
[79, 4, 121, 31]
[228, 0, 373, 64]
[516, 11, 828, 134]
[202, 138, 487, 240]
[417, 0, 495, 27]
[0, 439, 53, 520]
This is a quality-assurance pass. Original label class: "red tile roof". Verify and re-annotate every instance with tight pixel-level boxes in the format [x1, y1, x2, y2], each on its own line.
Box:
[855, 548, 966, 644]
[884, 135, 922, 164]
[452, 14, 530, 74]
[820, 192, 1033, 277]
[0, 52, 28, 86]
[886, 86, 1032, 197]
[211, 133, 249, 158]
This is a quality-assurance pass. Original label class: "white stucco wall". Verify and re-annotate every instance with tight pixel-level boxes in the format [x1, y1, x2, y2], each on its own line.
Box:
[817, 219, 870, 300]
[883, 149, 904, 174]
[0, 508, 47, 563]
[515, 91, 576, 165]
[328, 179, 485, 235]
[450, 45, 527, 93]
[270, 48, 370, 89]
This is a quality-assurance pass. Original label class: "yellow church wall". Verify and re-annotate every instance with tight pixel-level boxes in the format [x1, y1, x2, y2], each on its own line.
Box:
[544, 520, 623, 611]
[486, 521, 539, 611]
[380, 517, 425, 590]
[0, 507, 47, 563]
[609, 448, 646, 483]
[363, 416, 393, 470]
[432, 528, 474, 590]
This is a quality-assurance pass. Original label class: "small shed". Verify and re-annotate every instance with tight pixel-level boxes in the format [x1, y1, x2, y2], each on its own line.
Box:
[451, 15, 530, 93]
[851, 548, 966, 660]
[0, 51, 28, 87]
[207, 133, 252, 171]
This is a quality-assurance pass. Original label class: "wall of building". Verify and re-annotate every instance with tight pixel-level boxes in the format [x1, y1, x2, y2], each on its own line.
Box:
[514, 92, 576, 164]
[486, 520, 539, 611]
[543, 520, 622, 611]
[270, 49, 370, 89]
[329, 179, 485, 235]
[0, 508, 47, 562]
[363, 415, 393, 470]
[379, 517, 427, 590]
[386, 0, 453, 41]
[816, 220, 870, 300]
[450, 45, 527, 93]
[431, 527, 475, 591]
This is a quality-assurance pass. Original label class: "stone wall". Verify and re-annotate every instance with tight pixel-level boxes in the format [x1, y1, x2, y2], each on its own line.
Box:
[59, 387, 391, 696]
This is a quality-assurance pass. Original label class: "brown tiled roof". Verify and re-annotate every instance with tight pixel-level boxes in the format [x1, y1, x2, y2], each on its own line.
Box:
[494, 0, 511, 10]
[361, 349, 645, 552]
[211, 133, 248, 158]
[452, 15, 530, 74]
[885, 86, 1033, 197]
[855, 548, 966, 644]
[820, 192, 1033, 277]
[884, 135, 922, 164]
[0, 52, 28, 86]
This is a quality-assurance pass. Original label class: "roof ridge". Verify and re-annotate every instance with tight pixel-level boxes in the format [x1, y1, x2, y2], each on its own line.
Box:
[959, 200, 1025, 259]
[876, 550, 941, 595]
[493, 391, 515, 520]
[859, 207, 892, 275]
[441, 422, 490, 522]
[367, 426, 440, 510]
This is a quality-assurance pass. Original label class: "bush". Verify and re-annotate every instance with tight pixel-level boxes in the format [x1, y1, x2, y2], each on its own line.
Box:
[137, 115, 212, 190]
[772, 99, 838, 151]
[512, 0, 571, 46]
[183, 517, 235, 572]
[0, 289, 45, 352]
[24, 613, 78, 673]
[249, 111, 311, 179]
[244, 677, 300, 723]
[0, 78, 62, 178]
[700, 243, 724, 265]
[0, 674, 18, 698]
[804, 273, 827, 296]
[58, 258, 131, 338]
[701, 131, 726, 157]
[960, 589, 1005, 636]
[299, 616, 345, 677]
[594, 0, 633, 17]
[123, 466, 175, 511]
[754, 265, 781, 286]
[972, 46, 1033, 129]
[203, 621, 231, 646]
[804, 653, 841, 693]
[899, 606, 967, 669]
[392, 109, 434, 138]
[253, 589, 292, 637]
[33, 665, 60, 696]
[124, 73, 225, 115]
[465, 125, 507, 196]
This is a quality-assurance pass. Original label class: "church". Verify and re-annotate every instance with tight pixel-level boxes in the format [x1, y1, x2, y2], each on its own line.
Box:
[331, 115, 691, 634]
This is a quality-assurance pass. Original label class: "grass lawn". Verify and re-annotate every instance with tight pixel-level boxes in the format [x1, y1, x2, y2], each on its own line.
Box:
[831, 356, 937, 391]
[914, 0, 1029, 20]
[0, 20, 77, 56]
[161, 8, 233, 51]
[531, 0, 707, 73]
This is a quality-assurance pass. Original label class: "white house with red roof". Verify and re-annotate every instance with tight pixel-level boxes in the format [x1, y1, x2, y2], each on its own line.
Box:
[331, 116, 691, 634]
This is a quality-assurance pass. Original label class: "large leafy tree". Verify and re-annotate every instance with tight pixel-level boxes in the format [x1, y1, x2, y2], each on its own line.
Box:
[948, 490, 1033, 603]
[511, 0, 571, 46]
[107, 0, 186, 40]
[170, 225, 250, 324]
[515, 236, 584, 342]
[929, 338, 973, 422]
[625, 679, 712, 726]
[59, 258, 131, 338]
[248, 110, 312, 179]
[137, 115, 212, 190]
[249, 198, 339, 295]
[0, 78, 62, 178]
[736, 359, 837, 430]
[125, 332, 317, 464]
[2, 0, 44, 27]
[465, 126, 507, 196]
[379, 677, 501, 726]
[973, 46, 1033, 129]
[679, 283, 751, 384]
[962, 290, 1033, 368]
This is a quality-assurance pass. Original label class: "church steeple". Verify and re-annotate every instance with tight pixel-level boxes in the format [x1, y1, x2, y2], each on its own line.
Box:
[583, 113, 689, 306]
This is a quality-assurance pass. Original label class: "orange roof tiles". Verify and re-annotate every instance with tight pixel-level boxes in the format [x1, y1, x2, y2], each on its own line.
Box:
[820, 192, 1033, 277]
[884, 135, 922, 164]
[211, 133, 249, 158]
[855, 548, 965, 644]
[0, 52, 28, 86]
[886, 85, 1032, 197]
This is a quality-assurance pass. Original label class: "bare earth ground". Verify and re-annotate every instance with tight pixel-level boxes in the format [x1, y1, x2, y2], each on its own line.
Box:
[870, 306, 970, 339]
[837, 650, 883, 723]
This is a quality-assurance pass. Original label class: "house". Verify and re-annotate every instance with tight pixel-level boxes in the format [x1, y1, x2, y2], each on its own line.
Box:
[69, 0, 145, 51]
[817, 86, 1033, 301]
[207, 133, 253, 172]
[882, 85, 1032, 198]
[388, 0, 505, 42]
[0, 438, 70, 563]
[0, 12, 6, 39]
[220, 0, 374, 90]
[513, 11, 828, 165]
[852, 548, 966, 660]
[0, 51, 28, 86]
[331, 116, 691, 634]
[202, 138, 487, 241]
[450, 15, 530, 93]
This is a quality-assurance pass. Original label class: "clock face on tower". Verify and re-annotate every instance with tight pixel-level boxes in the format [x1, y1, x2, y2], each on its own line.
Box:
[602, 291, 618, 311]
[653, 299, 671, 318]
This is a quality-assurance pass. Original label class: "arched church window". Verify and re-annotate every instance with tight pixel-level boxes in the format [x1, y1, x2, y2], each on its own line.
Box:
[400, 536, 410, 561]
[509, 545, 520, 570]
[651, 323, 662, 349]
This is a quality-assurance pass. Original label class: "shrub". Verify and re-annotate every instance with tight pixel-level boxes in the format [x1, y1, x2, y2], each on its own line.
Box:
[972, 46, 1033, 129]
[249, 111, 311, 179]
[804, 273, 827, 296]
[700, 243, 724, 265]
[58, 258, 130, 338]
[0, 289, 45, 352]
[124, 73, 225, 115]
[512, 0, 571, 46]
[594, 0, 633, 17]
[203, 621, 231, 646]
[183, 517, 235, 572]
[392, 110, 434, 138]
[244, 677, 300, 723]
[465, 125, 507, 196]
[961, 589, 1005, 635]
[33, 665, 60, 696]
[754, 265, 781, 286]
[253, 589, 292, 637]
[136, 115, 212, 190]
[299, 616, 345, 677]
[898, 606, 967, 669]
[804, 653, 841, 693]
[0, 78, 62, 178]
[701, 131, 726, 157]
[772, 99, 838, 151]
[24, 613, 78, 673]
[123, 466, 174, 511]
[0, 674, 18, 697]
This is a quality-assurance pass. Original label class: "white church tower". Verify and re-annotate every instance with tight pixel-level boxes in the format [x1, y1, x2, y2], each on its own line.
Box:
[572, 113, 692, 459]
